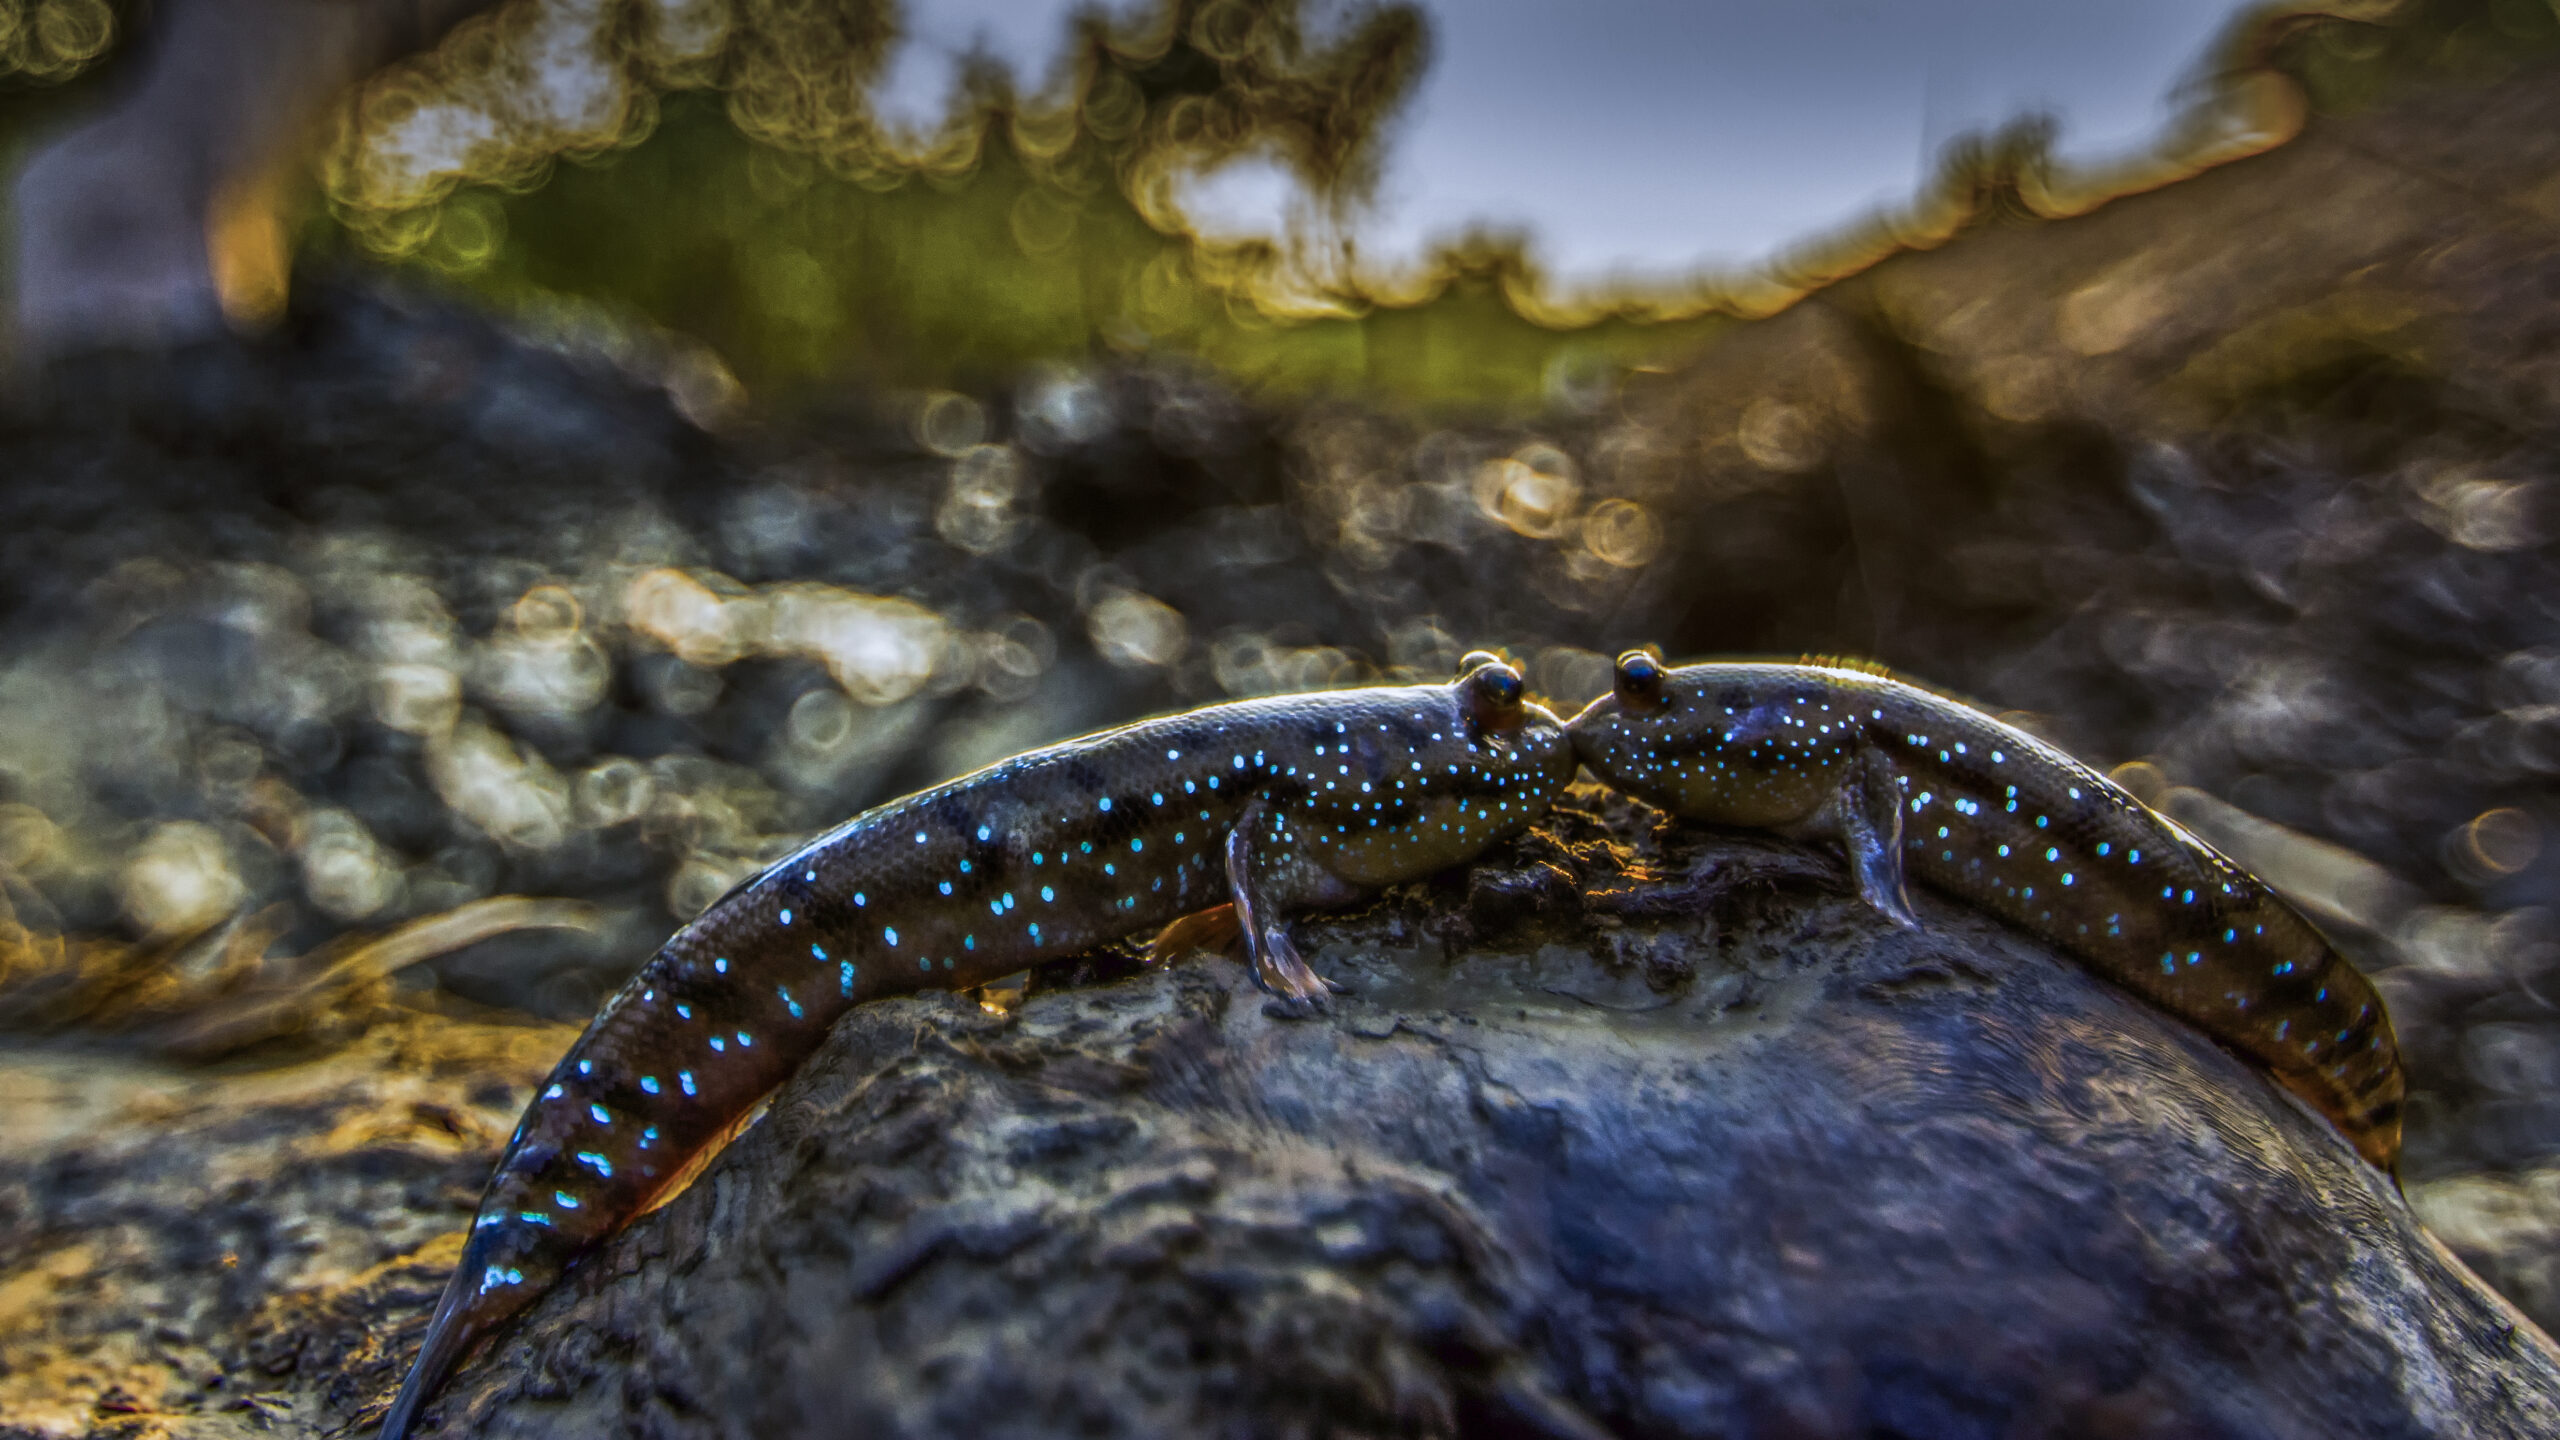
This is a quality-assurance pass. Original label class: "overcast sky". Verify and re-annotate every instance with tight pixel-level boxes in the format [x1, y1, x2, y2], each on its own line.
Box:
[875, 0, 2255, 292]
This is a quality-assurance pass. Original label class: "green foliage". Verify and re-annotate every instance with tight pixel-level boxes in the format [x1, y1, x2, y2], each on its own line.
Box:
[303, 0, 1726, 412]
[376, 92, 1721, 409]
[0, 0, 116, 90]
[2274, 0, 2560, 117]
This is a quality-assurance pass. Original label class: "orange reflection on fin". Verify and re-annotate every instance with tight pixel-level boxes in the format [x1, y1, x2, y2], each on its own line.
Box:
[1145, 903, 1240, 963]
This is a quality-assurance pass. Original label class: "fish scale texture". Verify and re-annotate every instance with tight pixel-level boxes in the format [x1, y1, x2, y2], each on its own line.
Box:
[420, 802, 2560, 1440]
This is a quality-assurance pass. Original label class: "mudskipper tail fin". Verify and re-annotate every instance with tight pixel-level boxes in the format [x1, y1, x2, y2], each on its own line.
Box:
[377, 1220, 561, 1439]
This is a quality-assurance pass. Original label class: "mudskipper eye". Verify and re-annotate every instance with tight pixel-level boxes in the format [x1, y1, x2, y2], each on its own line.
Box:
[1461, 658, 1526, 734]
[1455, 649, 1506, 679]
[1614, 649, 1667, 709]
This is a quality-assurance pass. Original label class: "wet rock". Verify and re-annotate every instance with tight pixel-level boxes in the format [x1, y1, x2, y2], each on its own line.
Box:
[0, 1009, 575, 1436]
[385, 801, 2560, 1440]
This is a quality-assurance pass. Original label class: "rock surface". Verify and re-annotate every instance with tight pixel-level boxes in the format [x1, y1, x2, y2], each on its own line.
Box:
[398, 795, 2560, 1439]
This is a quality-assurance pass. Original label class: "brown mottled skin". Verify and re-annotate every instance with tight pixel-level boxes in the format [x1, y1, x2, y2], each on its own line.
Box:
[377, 657, 1573, 1439]
[1568, 652, 2405, 1174]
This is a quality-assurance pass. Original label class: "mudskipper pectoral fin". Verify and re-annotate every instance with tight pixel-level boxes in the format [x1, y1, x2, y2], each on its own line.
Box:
[1146, 903, 1241, 963]
[1838, 749, 1922, 930]
[1223, 801, 1337, 1010]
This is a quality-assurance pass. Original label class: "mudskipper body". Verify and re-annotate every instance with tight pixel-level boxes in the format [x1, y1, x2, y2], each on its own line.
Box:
[1568, 652, 2403, 1172]
[379, 656, 1574, 1438]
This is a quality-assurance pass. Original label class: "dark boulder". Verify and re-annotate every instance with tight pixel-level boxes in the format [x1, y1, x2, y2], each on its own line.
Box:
[413, 797, 2560, 1439]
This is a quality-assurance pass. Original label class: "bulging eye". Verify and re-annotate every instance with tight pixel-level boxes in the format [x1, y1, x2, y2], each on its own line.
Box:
[1455, 649, 1506, 680]
[1614, 648, 1667, 709]
[1461, 657, 1526, 732]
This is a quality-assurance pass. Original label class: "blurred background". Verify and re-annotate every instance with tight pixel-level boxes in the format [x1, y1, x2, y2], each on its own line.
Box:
[8, 0, 2560, 1411]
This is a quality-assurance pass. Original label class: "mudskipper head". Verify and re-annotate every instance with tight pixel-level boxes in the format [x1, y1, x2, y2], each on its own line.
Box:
[1294, 651, 1572, 885]
[1454, 650, 1570, 776]
[1447, 647, 1575, 834]
[1568, 651, 1863, 827]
